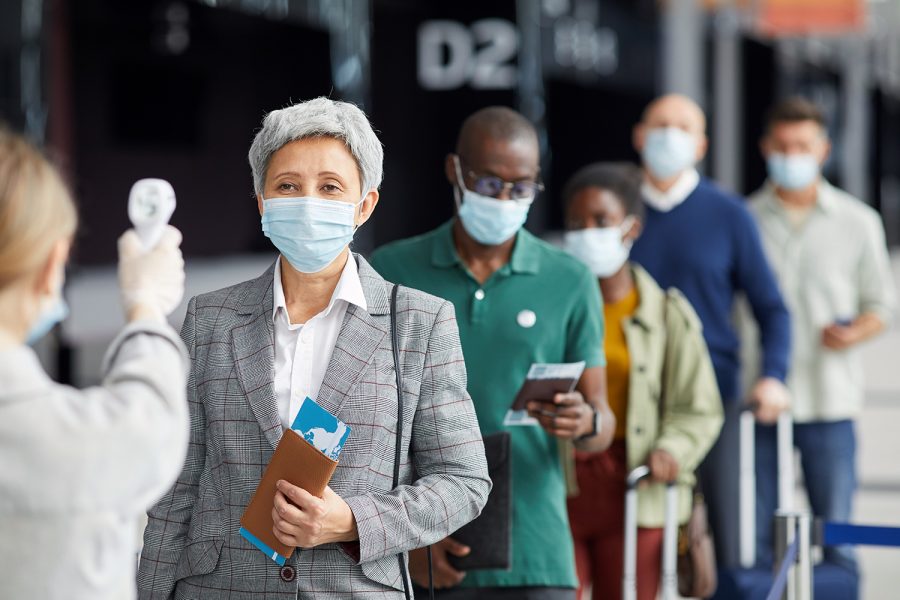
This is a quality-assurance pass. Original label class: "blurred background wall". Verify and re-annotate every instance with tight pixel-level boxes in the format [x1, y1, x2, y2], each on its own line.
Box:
[3, 0, 900, 378]
[4, 3, 900, 597]
[6, 0, 900, 266]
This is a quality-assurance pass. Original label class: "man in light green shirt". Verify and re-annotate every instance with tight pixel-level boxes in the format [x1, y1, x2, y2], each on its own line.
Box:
[370, 107, 615, 599]
[747, 97, 896, 576]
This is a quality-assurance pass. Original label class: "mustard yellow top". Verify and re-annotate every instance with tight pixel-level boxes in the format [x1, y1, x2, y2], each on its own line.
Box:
[603, 286, 639, 440]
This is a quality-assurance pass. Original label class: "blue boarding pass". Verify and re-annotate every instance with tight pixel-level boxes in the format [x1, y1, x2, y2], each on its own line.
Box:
[290, 396, 351, 460]
[240, 397, 351, 565]
[239, 526, 289, 566]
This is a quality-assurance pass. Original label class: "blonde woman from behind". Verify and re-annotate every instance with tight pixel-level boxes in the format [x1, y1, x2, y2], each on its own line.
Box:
[0, 130, 190, 600]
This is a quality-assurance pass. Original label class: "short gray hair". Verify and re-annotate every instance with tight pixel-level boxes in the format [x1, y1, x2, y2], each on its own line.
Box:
[248, 97, 384, 196]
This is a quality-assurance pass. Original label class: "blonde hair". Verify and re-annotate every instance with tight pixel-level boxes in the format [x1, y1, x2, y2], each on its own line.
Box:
[0, 130, 78, 289]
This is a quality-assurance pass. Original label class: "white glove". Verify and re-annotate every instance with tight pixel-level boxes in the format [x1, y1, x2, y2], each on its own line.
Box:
[118, 225, 185, 322]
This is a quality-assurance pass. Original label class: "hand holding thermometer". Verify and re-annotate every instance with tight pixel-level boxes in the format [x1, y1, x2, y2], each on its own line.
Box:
[128, 178, 176, 250]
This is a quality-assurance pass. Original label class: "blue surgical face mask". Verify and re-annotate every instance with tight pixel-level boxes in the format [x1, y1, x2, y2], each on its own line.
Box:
[453, 157, 533, 246]
[261, 195, 362, 274]
[26, 297, 69, 346]
[564, 217, 635, 278]
[767, 153, 820, 191]
[642, 127, 699, 180]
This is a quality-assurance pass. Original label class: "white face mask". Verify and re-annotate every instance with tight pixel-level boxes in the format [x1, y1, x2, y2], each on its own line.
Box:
[26, 265, 68, 345]
[453, 156, 533, 246]
[564, 217, 635, 278]
[261, 194, 364, 274]
[766, 153, 820, 191]
[642, 127, 699, 180]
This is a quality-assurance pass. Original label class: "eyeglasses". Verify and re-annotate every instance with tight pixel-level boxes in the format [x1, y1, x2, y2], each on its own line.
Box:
[456, 156, 544, 200]
[468, 175, 544, 201]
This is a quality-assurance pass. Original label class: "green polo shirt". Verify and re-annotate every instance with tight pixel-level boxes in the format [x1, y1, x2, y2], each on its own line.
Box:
[369, 220, 605, 589]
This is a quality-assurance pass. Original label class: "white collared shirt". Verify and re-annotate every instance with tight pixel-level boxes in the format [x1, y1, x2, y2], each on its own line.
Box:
[641, 168, 701, 212]
[744, 180, 896, 422]
[272, 251, 367, 429]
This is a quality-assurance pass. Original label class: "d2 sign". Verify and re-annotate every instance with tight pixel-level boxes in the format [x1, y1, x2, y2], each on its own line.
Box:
[417, 19, 519, 91]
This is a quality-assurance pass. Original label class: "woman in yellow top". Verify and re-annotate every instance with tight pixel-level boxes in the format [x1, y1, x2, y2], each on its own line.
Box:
[561, 162, 724, 600]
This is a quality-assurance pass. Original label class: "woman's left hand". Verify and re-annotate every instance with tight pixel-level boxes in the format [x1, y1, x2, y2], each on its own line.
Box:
[272, 481, 358, 548]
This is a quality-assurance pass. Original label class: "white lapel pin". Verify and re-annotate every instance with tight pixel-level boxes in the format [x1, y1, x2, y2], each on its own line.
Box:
[517, 309, 537, 328]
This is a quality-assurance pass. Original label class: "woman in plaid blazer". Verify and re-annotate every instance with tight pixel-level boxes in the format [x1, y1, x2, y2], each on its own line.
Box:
[138, 98, 491, 599]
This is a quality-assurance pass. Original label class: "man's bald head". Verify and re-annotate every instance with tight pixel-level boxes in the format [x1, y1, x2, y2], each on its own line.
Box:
[456, 106, 538, 158]
[640, 94, 707, 135]
[632, 94, 709, 184]
[446, 106, 541, 199]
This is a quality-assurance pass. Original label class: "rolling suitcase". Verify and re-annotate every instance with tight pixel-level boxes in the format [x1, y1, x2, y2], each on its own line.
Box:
[623, 465, 680, 600]
[712, 409, 858, 600]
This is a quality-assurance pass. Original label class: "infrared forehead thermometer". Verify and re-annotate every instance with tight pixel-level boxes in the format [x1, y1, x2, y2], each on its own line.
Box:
[128, 178, 176, 250]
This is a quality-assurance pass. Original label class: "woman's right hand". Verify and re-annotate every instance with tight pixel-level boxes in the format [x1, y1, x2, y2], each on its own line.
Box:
[118, 225, 185, 323]
[409, 537, 470, 589]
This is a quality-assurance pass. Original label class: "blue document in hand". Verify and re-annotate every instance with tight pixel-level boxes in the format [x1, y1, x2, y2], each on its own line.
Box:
[290, 396, 351, 461]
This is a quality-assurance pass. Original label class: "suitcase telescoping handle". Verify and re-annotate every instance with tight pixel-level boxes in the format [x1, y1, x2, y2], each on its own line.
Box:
[739, 406, 794, 568]
[623, 466, 679, 600]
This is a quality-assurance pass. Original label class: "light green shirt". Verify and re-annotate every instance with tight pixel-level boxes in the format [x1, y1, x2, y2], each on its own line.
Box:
[370, 220, 605, 589]
[745, 180, 896, 422]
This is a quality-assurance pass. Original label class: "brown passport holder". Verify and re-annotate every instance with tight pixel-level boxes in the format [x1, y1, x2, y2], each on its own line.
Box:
[510, 377, 579, 411]
[240, 428, 339, 560]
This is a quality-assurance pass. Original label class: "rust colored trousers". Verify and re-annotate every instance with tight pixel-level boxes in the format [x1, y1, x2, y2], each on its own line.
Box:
[567, 441, 663, 600]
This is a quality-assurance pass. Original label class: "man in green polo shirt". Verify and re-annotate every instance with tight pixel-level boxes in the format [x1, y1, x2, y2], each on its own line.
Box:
[369, 106, 615, 600]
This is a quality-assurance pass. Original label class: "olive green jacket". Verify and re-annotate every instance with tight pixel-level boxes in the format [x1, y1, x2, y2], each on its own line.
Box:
[564, 264, 723, 527]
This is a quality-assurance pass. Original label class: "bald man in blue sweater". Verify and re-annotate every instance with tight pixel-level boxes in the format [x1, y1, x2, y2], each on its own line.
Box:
[629, 94, 792, 569]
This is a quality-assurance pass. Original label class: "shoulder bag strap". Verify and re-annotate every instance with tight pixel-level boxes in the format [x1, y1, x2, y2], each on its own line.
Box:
[390, 284, 434, 600]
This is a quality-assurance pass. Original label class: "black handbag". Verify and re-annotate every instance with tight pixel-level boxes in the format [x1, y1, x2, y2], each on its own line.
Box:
[447, 431, 512, 571]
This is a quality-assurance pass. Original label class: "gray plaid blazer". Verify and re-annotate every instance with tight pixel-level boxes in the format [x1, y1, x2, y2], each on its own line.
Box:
[137, 254, 490, 599]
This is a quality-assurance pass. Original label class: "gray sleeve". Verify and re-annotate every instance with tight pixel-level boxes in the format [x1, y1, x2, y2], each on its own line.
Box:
[344, 299, 491, 564]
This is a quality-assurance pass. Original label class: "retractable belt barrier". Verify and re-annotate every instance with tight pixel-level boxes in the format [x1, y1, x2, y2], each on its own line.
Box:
[818, 521, 900, 548]
[767, 515, 900, 600]
[766, 537, 799, 600]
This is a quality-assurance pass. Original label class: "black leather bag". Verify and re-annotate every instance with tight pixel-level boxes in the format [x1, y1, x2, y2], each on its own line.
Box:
[447, 431, 512, 571]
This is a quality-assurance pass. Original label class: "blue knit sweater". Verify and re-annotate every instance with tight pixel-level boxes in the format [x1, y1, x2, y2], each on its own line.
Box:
[630, 177, 791, 401]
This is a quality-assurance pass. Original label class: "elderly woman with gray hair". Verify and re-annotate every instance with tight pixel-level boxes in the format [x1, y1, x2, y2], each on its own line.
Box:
[137, 97, 491, 599]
